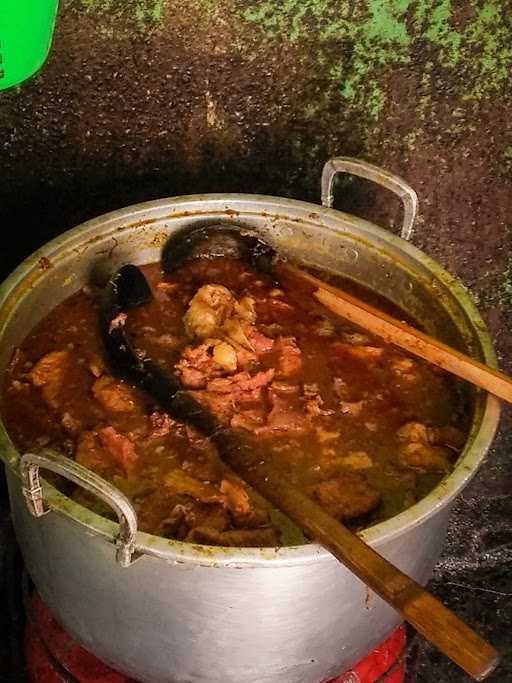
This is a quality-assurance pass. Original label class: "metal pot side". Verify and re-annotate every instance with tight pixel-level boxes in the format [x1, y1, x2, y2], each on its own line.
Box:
[0, 192, 500, 683]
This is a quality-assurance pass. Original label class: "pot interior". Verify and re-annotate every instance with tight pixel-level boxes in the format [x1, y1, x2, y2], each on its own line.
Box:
[0, 194, 500, 559]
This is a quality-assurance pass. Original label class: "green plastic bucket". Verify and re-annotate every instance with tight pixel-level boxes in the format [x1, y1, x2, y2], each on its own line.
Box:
[0, 0, 59, 90]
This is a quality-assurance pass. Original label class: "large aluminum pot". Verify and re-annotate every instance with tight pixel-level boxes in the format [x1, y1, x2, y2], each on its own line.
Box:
[0, 158, 500, 683]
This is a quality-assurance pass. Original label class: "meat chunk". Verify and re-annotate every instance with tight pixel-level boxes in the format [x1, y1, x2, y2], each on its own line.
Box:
[230, 408, 266, 432]
[340, 451, 373, 470]
[398, 442, 451, 473]
[313, 317, 336, 337]
[186, 526, 279, 547]
[396, 420, 459, 472]
[275, 337, 302, 378]
[397, 421, 466, 451]
[148, 411, 174, 439]
[163, 470, 224, 504]
[220, 479, 252, 516]
[98, 426, 138, 473]
[331, 343, 384, 362]
[246, 328, 274, 354]
[390, 356, 418, 381]
[305, 395, 334, 417]
[430, 425, 466, 450]
[61, 412, 82, 434]
[207, 369, 274, 395]
[92, 375, 141, 413]
[212, 341, 238, 372]
[309, 473, 381, 521]
[193, 369, 274, 426]
[87, 354, 105, 378]
[75, 431, 109, 474]
[108, 313, 127, 334]
[397, 421, 429, 444]
[235, 346, 258, 369]
[255, 386, 311, 437]
[184, 284, 235, 339]
[175, 343, 222, 389]
[28, 350, 72, 408]
[339, 401, 365, 417]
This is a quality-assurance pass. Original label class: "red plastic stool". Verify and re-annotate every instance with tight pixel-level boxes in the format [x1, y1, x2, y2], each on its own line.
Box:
[26, 593, 406, 683]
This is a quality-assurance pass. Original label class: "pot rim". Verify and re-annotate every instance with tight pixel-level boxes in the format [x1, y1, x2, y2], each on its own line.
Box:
[0, 193, 501, 568]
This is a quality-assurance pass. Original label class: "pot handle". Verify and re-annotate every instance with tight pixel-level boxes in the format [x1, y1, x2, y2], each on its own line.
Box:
[320, 157, 418, 241]
[19, 450, 138, 568]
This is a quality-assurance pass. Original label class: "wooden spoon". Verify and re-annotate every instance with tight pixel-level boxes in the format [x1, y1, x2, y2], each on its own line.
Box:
[101, 264, 500, 682]
[277, 262, 512, 404]
[217, 431, 499, 683]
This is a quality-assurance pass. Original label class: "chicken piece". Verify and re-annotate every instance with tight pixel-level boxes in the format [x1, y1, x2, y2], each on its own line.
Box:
[333, 377, 350, 400]
[397, 421, 466, 451]
[397, 421, 429, 443]
[207, 369, 274, 395]
[341, 451, 373, 471]
[186, 526, 279, 547]
[191, 390, 236, 423]
[220, 479, 251, 516]
[87, 354, 105, 378]
[98, 426, 138, 473]
[235, 346, 258, 369]
[255, 387, 311, 437]
[246, 328, 274, 354]
[163, 470, 224, 504]
[158, 502, 230, 540]
[230, 408, 266, 432]
[398, 442, 451, 473]
[339, 401, 365, 417]
[429, 425, 466, 450]
[275, 337, 302, 378]
[175, 343, 223, 389]
[28, 350, 72, 408]
[212, 341, 238, 372]
[61, 412, 82, 434]
[148, 411, 174, 439]
[313, 317, 336, 337]
[108, 313, 127, 334]
[331, 343, 384, 362]
[75, 432, 109, 474]
[92, 375, 141, 413]
[305, 395, 335, 417]
[231, 506, 272, 530]
[184, 284, 235, 339]
[309, 473, 381, 521]
[234, 296, 256, 324]
[390, 356, 418, 381]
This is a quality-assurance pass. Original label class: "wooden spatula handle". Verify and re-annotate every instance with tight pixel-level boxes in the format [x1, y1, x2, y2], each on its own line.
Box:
[232, 455, 500, 682]
[280, 264, 512, 404]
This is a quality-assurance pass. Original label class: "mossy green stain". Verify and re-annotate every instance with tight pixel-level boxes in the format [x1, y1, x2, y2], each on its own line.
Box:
[419, 0, 461, 67]
[242, 0, 511, 122]
[79, 0, 163, 26]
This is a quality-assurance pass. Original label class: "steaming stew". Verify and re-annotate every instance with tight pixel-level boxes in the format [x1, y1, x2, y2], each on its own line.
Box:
[1, 258, 469, 546]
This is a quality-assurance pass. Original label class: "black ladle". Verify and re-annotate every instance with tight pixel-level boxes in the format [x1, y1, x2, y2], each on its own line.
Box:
[161, 224, 275, 277]
[98, 259, 498, 681]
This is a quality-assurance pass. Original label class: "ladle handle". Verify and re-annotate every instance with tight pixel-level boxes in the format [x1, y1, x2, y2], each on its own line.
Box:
[321, 157, 418, 240]
[19, 450, 139, 567]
